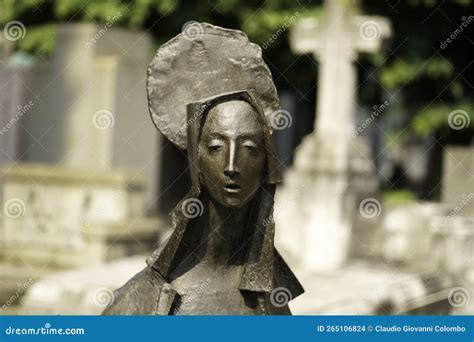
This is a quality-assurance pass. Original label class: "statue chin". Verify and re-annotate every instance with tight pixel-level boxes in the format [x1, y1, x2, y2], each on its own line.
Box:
[217, 196, 245, 209]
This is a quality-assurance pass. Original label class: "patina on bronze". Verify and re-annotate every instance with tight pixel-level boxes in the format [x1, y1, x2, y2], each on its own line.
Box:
[103, 23, 303, 315]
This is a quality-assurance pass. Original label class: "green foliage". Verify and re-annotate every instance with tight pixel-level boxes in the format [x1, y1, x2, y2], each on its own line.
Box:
[380, 57, 454, 89]
[411, 103, 474, 137]
[383, 190, 418, 206]
[0, 0, 43, 23]
[0, 0, 179, 35]
[16, 24, 57, 55]
[364, 0, 473, 140]
[241, 7, 322, 45]
[82, 1, 129, 23]
[54, 0, 85, 19]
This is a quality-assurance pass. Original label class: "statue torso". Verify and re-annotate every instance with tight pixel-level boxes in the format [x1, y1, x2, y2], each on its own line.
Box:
[169, 262, 263, 315]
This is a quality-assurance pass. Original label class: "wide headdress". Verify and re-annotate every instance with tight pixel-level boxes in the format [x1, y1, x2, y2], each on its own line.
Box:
[146, 22, 280, 150]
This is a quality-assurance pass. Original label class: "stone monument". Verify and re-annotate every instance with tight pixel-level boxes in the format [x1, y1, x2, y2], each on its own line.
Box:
[442, 146, 473, 215]
[0, 163, 162, 309]
[0, 23, 165, 309]
[19, 23, 160, 208]
[275, 0, 392, 271]
[0, 50, 32, 167]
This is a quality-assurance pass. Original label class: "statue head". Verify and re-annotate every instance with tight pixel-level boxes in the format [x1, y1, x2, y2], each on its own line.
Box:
[146, 24, 283, 206]
[186, 91, 281, 206]
[198, 100, 266, 208]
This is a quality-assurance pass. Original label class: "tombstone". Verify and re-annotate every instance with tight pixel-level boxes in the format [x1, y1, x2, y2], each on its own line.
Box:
[275, 0, 391, 272]
[0, 163, 162, 266]
[289, 260, 453, 315]
[432, 145, 474, 313]
[18, 229, 173, 315]
[0, 162, 164, 310]
[18, 23, 161, 208]
[0, 49, 34, 168]
[0, 67, 24, 165]
[442, 146, 474, 215]
[379, 202, 450, 265]
[0, 23, 166, 307]
[431, 216, 473, 280]
[0, 35, 14, 61]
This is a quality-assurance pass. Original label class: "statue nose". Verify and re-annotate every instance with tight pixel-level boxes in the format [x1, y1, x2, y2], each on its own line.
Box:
[224, 169, 239, 179]
[224, 140, 239, 178]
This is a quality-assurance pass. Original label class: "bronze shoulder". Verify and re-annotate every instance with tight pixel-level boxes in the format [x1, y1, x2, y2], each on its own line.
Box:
[102, 266, 178, 315]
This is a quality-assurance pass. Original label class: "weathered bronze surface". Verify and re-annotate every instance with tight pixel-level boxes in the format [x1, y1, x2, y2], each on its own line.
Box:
[103, 23, 303, 316]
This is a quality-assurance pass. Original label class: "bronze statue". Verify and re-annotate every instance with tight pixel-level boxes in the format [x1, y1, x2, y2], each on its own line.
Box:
[103, 23, 303, 315]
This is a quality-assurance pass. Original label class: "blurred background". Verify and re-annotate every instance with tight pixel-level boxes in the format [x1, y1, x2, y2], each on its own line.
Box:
[0, 0, 472, 315]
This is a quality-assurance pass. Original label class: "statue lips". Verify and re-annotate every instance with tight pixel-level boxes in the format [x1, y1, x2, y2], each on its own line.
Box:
[223, 182, 241, 194]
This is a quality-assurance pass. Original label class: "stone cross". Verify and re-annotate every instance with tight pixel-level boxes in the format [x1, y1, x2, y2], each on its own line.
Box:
[275, 0, 391, 272]
[290, 0, 391, 137]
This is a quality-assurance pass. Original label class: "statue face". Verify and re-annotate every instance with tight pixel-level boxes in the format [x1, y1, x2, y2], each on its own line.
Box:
[198, 100, 266, 208]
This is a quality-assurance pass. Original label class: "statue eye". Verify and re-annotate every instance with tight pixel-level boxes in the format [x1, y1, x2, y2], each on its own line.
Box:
[208, 145, 221, 152]
[242, 140, 257, 151]
[208, 139, 224, 152]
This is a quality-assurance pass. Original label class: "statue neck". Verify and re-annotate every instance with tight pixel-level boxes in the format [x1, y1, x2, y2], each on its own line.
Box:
[199, 198, 250, 267]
